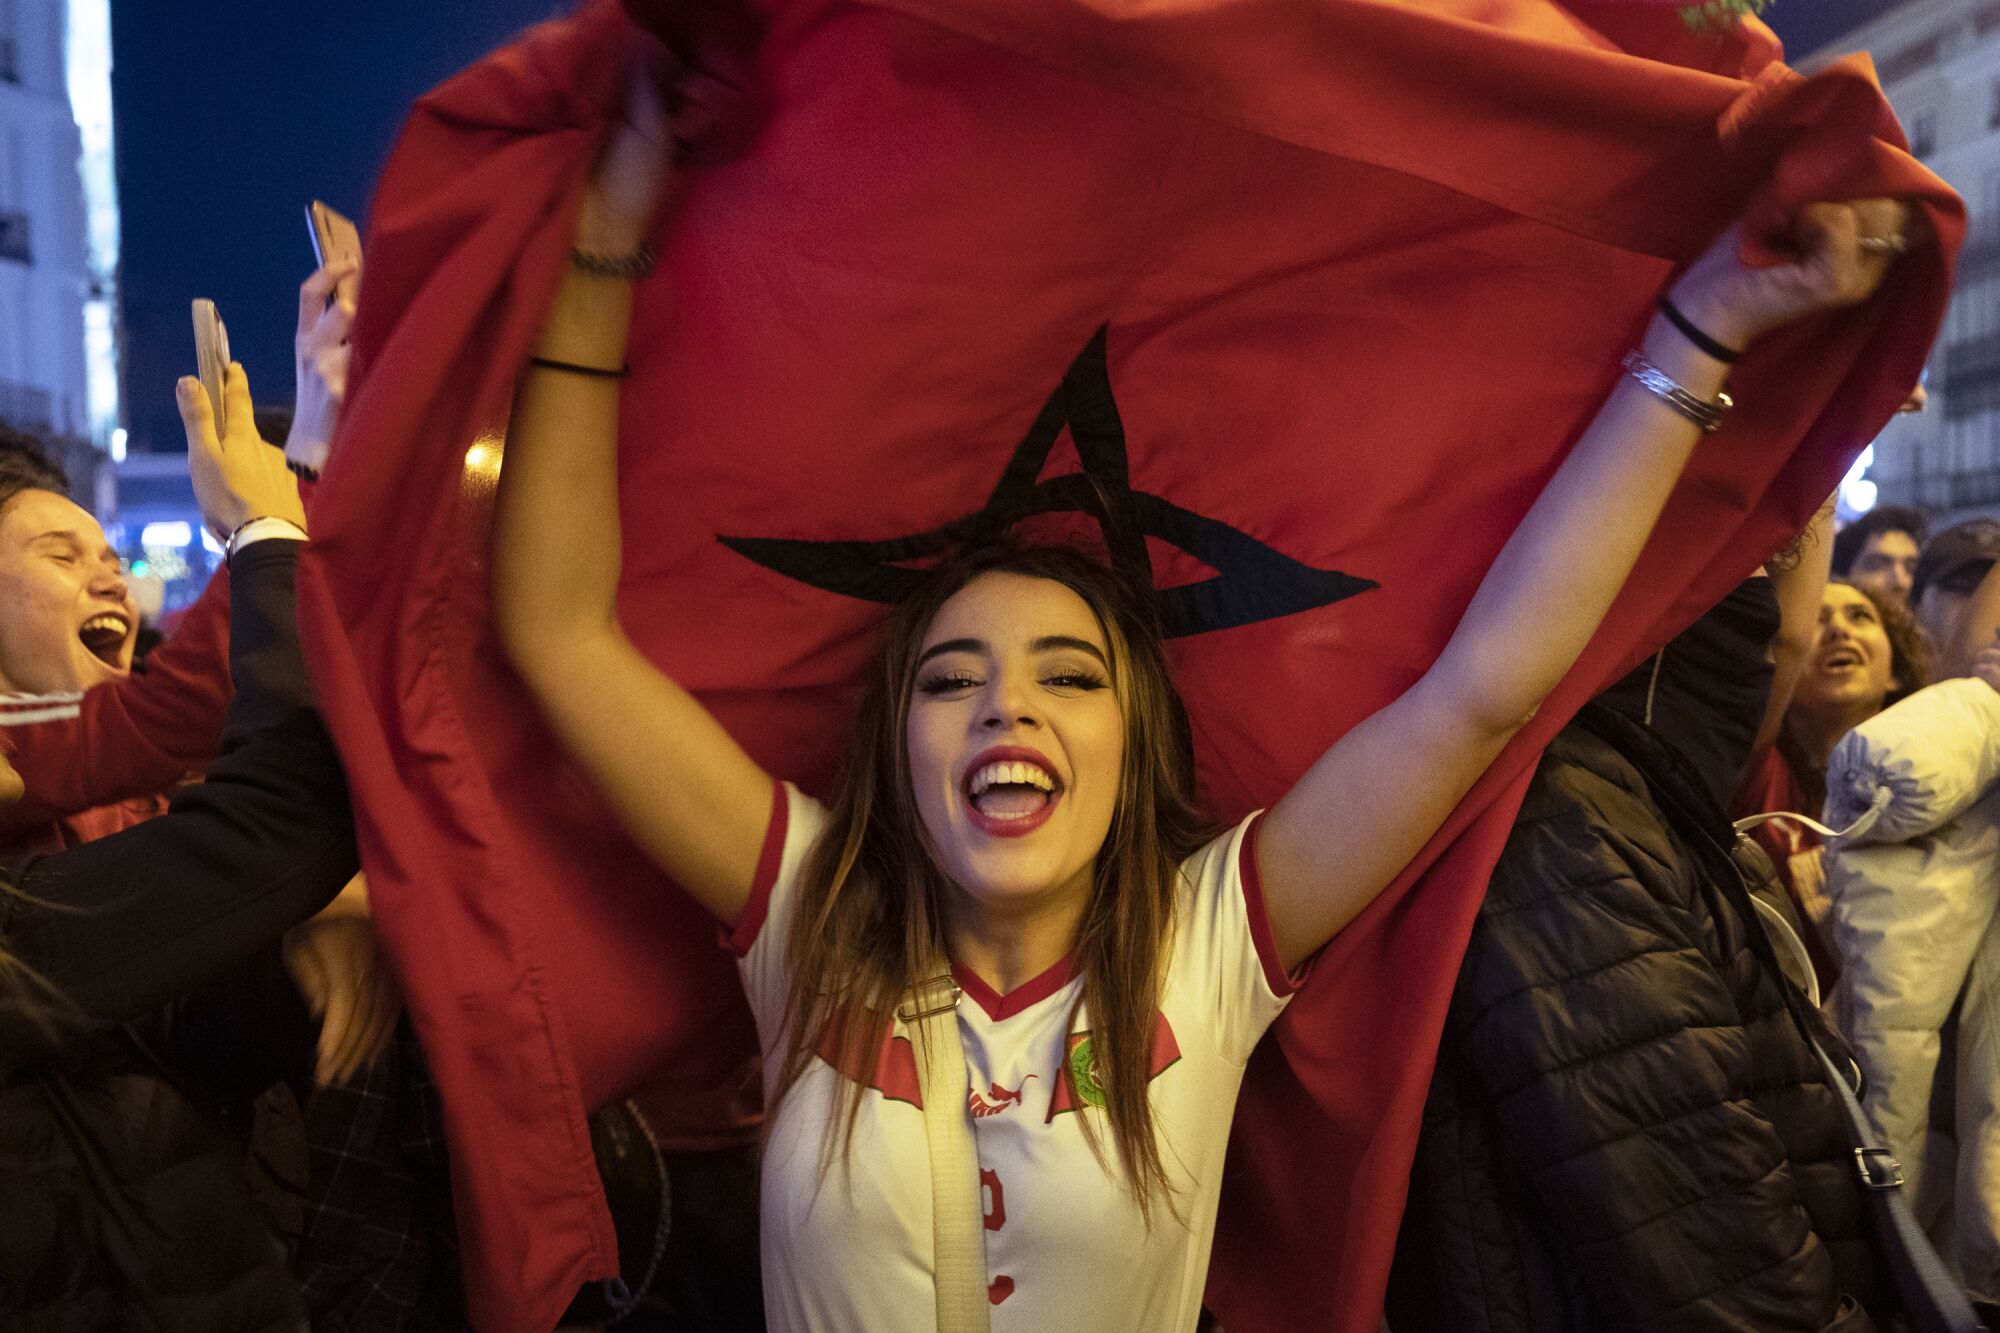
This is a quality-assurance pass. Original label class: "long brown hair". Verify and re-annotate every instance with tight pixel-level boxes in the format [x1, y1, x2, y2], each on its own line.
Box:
[772, 542, 1215, 1216]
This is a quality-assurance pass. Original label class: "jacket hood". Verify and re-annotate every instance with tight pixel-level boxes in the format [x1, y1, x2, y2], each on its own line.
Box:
[1595, 576, 1780, 810]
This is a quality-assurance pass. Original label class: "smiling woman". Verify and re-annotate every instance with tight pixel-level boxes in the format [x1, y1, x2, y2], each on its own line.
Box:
[484, 42, 1916, 1333]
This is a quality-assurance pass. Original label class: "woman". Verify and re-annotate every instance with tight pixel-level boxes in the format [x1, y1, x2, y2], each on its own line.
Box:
[1739, 577, 1931, 975]
[0, 363, 356, 1328]
[492, 58, 1913, 1330]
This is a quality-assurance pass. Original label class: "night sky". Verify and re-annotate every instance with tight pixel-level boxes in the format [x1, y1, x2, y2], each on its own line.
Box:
[108, 0, 1895, 454]
[112, 1, 560, 454]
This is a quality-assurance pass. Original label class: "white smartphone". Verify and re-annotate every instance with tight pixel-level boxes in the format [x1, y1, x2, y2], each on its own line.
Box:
[191, 298, 231, 435]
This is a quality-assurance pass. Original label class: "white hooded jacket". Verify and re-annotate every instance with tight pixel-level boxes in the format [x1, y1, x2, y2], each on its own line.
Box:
[1823, 676, 2000, 1303]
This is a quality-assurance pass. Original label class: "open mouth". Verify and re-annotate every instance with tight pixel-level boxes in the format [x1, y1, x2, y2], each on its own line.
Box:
[78, 613, 132, 669]
[962, 751, 1062, 837]
[1820, 646, 1863, 671]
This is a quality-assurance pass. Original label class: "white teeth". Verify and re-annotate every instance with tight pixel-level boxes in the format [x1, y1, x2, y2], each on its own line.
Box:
[79, 614, 129, 636]
[966, 759, 1056, 797]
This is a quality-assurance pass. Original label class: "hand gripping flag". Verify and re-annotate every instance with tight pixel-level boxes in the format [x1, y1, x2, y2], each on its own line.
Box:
[298, 2, 1959, 1327]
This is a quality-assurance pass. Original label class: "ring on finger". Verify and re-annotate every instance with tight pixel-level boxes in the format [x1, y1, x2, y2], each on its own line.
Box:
[1859, 234, 1908, 255]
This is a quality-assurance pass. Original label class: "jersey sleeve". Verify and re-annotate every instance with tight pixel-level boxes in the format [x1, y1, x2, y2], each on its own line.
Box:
[1175, 811, 1298, 1065]
[728, 781, 833, 1042]
[0, 566, 233, 833]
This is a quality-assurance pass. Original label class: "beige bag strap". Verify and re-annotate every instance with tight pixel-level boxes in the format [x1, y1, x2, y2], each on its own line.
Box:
[900, 972, 991, 1333]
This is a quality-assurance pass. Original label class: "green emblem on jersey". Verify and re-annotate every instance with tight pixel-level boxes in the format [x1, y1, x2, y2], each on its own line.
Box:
[1068, 1035, 1106, 1109]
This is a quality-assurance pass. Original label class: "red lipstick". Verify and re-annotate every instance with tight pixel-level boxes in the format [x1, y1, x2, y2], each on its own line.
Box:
[961, 746, 1063, 839]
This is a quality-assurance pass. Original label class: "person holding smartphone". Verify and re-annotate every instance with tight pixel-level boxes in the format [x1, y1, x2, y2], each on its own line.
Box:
[0, 363, 357, 1329]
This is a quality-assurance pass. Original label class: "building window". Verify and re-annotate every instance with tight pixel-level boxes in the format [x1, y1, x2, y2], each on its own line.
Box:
[1910, 110, 1938, 159]
[1991, 80, 2000, 130]
[0, 210, 29, 265]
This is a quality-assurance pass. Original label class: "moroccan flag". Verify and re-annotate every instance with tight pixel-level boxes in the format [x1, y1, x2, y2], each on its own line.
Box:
[298, 2, 1960, 1328]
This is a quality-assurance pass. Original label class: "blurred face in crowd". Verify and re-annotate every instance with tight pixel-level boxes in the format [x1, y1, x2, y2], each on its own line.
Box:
[1912, 567, 1989, 666]
[1847, 529, 1920, 607]
[0, 489, 137, 695]
[1793, 583, 1897, 725]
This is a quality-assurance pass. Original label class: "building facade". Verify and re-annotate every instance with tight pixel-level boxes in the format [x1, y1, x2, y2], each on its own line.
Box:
[0, 0, 119, 513]
[1804, 0, 2000, 520]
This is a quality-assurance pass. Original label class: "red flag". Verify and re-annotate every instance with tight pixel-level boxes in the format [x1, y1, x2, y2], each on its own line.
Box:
[299, 2, 1959, 1328]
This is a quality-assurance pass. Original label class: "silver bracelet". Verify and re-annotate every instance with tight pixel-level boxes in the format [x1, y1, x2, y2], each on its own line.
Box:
[1621, 349, 1732, 434]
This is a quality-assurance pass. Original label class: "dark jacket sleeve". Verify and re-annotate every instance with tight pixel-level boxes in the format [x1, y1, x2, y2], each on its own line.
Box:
[1452, 736, 1870, 1332]
[0, 540, 356, 1028]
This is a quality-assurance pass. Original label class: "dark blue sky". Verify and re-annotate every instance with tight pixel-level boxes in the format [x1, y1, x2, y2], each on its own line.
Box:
[112, 1, 560, 452]
[108, 0, 1889, 453]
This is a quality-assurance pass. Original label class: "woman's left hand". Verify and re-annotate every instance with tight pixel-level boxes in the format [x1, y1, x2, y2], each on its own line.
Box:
[1668, 199, 1921, 353]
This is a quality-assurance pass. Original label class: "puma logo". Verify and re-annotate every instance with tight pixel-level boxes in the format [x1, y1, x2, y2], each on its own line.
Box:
[968, 1075, 1038, 1118]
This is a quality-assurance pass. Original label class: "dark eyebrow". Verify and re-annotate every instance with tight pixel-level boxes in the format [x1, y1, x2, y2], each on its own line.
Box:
[917, 637, 986, 668]
[1031, 635, 1109, 668]
[915, 634, 1111, 669]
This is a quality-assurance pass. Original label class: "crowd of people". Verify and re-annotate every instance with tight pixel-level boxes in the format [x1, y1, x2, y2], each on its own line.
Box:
[0, 26, 1994, 1333]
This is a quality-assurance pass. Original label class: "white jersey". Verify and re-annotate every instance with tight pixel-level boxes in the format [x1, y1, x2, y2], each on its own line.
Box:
[729, 783, 1296, 1332]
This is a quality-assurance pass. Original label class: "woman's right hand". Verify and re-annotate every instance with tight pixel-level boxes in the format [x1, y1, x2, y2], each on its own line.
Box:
[177, 363, 307, 540]
[574, 49, 681, 258]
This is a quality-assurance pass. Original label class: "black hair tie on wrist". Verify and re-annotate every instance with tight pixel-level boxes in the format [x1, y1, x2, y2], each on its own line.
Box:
[1656, 296, 1741, 365]
[528, 355, 630, 379]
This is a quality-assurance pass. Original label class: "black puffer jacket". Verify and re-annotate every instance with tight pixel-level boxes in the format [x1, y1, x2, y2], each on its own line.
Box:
[0, 541, 355, 1330]
[1386, 704, 1888, 1332]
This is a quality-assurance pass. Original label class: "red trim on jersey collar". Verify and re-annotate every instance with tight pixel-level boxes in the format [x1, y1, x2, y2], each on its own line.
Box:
[952, 951, 1078, 1022]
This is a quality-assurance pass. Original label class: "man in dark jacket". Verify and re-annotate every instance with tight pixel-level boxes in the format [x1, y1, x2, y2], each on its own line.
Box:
[1388, 577, 1888, 1332]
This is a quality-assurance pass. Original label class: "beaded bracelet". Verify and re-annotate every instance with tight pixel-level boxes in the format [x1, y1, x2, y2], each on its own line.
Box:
[570, 243, 658, 281]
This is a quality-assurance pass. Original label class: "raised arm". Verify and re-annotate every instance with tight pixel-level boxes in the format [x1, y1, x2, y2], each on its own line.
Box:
[492, 56, 772, 925]
[1753, 497, 1837, 757]
[2, 366, 350, 1028]
[1260, 201, 1915, 971]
